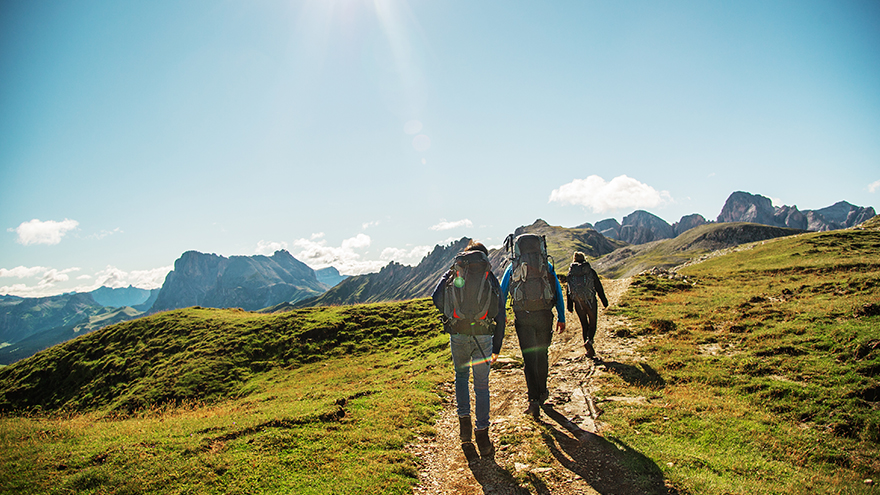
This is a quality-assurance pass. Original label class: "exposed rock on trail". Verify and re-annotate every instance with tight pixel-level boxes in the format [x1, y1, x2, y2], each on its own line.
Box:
[409, 278, 676, 494]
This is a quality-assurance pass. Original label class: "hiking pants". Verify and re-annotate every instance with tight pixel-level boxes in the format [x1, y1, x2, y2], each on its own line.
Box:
[449, 333, 493, 430]
[514, 309, 554, 404]
[573, 299, 598, 344]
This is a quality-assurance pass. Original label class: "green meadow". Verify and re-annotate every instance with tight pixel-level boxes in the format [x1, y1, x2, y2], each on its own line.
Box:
[0, 301, 450, 494]
[596, 228, 880, 493]
[0, 226, 878, 494]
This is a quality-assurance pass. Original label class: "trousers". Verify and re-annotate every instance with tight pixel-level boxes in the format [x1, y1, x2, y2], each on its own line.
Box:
[573, 298, 598, 343]
[514, 309, 554, 404]
[449, 333, 493, 430]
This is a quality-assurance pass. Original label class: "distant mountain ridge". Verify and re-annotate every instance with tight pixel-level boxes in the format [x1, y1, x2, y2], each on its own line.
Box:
[150, 250, 327, 313]
[717, 191, 875, 231]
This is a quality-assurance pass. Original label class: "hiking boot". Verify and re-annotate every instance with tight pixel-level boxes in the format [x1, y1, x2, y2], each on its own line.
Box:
[524, 401, 540, 420]
[458, 415, 472, 443]
[585, 340, 596, 359]
[474, 427, 494, 457]
[539, 390, 549, 404]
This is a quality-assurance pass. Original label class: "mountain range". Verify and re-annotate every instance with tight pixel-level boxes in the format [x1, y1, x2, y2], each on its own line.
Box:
[0, 190, 875, 364]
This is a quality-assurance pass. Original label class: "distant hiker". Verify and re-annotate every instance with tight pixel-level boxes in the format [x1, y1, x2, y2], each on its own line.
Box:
[566, 251, 608, 359]
[432, 240, 505, 457]
[500, 233, 566, 420]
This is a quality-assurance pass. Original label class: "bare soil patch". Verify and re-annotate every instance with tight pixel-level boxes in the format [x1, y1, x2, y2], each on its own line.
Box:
[409, 278, 677, 494]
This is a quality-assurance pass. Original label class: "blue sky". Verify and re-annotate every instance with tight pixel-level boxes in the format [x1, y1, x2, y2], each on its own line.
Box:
[2, 0, 878, 297]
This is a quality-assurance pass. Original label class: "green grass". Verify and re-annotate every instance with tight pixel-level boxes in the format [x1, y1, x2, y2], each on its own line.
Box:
[0, 300, 450, 494]
[600, 229, 880, 493]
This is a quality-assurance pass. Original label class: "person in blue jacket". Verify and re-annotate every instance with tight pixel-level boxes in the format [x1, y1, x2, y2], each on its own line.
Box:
[432, 240, 505, 456]
[500, 256, 565, 420]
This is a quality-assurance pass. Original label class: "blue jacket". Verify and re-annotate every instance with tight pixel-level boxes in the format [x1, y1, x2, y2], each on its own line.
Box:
[431, 269, 506, 355]
[499, 261, 566, 322]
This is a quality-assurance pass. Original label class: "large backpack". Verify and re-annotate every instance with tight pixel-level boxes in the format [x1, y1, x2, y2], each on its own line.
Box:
[442, 250, 500, 332]
[567, 261, 596, 306]
[506, 234, 556, 312]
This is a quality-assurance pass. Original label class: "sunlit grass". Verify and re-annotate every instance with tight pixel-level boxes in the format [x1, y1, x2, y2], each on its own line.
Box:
[597, 229, 880, 493]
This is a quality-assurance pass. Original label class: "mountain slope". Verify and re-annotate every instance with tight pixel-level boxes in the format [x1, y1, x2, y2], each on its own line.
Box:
[150, 249, 326, 313]
[490, 219, 627, 275]
[296, 238, 472, 308]
[0, 292, 104, 345]
[594, 222, 804, 279]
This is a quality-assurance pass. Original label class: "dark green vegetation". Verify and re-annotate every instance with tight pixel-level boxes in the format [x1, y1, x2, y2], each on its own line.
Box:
[0, 300, 449, 494]
[599, 227, 880, 493]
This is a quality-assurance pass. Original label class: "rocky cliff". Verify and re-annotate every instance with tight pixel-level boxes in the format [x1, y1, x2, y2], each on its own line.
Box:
[150, 250, 326, 313]
[717, 192, 875, 231]
[296, 238, 472, 308]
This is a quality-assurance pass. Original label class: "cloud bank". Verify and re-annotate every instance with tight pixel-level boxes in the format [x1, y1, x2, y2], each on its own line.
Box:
[430, 219, 473, 231]
[869, 179, 880, 193]
[292, 233, 433, 275]
[549, 175, 672, 213]
[11, 218, 79, 245]
[0, 264, 171, 297]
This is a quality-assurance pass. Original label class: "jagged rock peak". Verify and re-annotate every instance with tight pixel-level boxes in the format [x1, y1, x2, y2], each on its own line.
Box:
[717, 191, 875, 231]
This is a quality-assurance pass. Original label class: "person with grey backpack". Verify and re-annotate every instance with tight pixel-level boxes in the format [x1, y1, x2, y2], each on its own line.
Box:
[499, 233, 566, 420]
[432, 240, 505, 457]
[566, 251, 608, 358]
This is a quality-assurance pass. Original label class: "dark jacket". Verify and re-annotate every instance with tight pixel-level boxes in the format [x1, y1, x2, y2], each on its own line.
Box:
[432, 268, 506, 355]
[565, 262, 608, 311]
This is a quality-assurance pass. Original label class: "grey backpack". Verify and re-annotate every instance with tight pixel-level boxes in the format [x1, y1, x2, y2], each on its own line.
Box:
[506, 234, 556, 312]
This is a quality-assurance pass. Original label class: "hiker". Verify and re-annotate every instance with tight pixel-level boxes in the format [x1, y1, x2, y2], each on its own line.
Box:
[566, 251, 608, 358]
[431, 240, 505, 457]
[499, 233, 566, 420]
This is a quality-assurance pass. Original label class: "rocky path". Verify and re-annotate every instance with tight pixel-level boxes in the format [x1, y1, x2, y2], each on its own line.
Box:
[408, 278, 674, 494]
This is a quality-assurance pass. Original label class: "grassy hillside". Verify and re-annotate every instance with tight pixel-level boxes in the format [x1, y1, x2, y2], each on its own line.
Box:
[0, 300, 450, 494]
[595, 226, 880, 493]
[490, 219, 627, 275]
[594, 222, 803, 278]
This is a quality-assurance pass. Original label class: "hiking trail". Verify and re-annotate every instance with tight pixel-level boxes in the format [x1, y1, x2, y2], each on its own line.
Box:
[408, 277, 677, 494]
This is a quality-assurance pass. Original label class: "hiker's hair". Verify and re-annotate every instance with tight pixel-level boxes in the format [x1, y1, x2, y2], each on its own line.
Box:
[466, 240, 489, 256]
[573, 251, 587, 263]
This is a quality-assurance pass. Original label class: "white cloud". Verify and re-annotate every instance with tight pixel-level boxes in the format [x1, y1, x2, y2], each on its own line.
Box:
[430, 219, 473, 231]
[0, 264, 174, 297]
[0, 266, 50, 278]
[255, 240, 289, 255]
[11, 218, 79, 245]
[380, 245, 432, 266]
[87, 227, 123, 240]
[293, 233, 387, 275]
[770, 197, 784, 208]
[548, 175, 672, 213]
[0, 266, 80, 297]
[362, 220, 380, 229]
[869, 180, 880, 193]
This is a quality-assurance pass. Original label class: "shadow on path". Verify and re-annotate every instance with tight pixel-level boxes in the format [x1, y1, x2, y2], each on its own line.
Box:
[462, 442, 535, 494]
[597, 359, 666, 389]
[541, 406, 678, 495]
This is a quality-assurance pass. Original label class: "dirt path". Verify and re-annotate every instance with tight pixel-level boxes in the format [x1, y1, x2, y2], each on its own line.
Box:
[408, 278, 674, 494]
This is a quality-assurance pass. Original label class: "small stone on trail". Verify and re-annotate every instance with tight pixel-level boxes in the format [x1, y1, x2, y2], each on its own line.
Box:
[865, 479, 874, 485]
[515, 462, 530, 472]
[533, 467, 553, 474]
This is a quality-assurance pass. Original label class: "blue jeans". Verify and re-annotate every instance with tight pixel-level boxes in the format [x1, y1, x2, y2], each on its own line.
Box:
[449, 333, 493, 430]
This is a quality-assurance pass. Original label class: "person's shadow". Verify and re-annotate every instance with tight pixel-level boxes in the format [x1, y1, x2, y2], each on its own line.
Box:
[462, 443, 545, 494]
[597, 359, 666, 389]
[540, 405, 677, 494]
